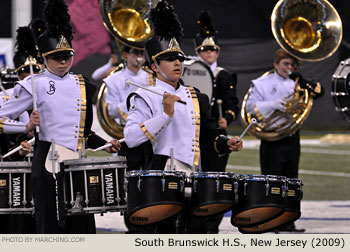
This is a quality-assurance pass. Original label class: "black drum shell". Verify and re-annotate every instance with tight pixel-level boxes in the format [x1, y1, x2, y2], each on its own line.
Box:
[231, 175, 287, 227]
[238, 178, 303, 234]
[125, 170, 186, 225]
[190, 172, 238, 217]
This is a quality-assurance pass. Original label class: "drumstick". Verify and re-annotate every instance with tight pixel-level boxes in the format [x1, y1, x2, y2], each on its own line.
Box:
[217, 99, 223, 119]
[29, 59, 40, 133]
[0, 80, 9, 97]
[237, 118, 257, 142]
[92, 138, 125, 152]
[2, 137, 35, 158]
[126, 80, 187, 105]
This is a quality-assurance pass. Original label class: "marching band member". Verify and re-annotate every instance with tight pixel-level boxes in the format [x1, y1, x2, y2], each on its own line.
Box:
[103, 42, 155, 234]
[104, 45, 154, 128]
[0, 0, 121, 234]
[245, 48, 324, 232]
[123, 0, 243, 233]
[193, 10, 240, 233]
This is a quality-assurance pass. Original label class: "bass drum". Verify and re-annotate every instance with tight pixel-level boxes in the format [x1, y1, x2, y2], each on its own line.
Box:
[182, 60, 215, 106]
[332, 58, 350, 121]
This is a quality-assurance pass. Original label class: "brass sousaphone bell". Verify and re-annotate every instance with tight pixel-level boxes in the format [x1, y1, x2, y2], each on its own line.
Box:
[97, 0, 159, 138]
[241, 0, 342, 141]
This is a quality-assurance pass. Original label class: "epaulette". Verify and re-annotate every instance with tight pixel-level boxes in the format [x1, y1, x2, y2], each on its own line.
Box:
[108, 63, 125, 76]
[142, 65, 156, 86]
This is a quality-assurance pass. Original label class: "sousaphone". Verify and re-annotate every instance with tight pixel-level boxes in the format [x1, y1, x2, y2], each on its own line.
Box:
[241, 0, 342, 141]
[97, 0, 159, 138]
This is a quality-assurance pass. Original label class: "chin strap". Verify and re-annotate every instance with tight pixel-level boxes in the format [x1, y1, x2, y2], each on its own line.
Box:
[44, 56, 74, 76]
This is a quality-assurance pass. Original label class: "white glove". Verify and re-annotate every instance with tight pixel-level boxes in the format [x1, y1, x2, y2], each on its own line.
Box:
[271, 97, 287, 112]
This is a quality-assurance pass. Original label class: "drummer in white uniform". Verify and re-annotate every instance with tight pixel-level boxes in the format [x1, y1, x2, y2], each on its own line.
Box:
[123, 0, 243, 233]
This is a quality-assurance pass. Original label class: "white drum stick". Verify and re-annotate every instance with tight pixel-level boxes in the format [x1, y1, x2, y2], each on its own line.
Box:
[29, 60, 39, 133]
[92, 138, 125, 152]
[2, 137, 35, 158]
[217, 99, 223, 119]
[237, 118, 257, 142]
[126, 80, 187, 105]
[0, 80, 9, 97]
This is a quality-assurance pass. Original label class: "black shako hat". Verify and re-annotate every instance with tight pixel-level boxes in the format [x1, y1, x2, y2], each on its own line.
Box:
[194, 10, 220, 52]
[145, 0, 186, 63]
[36, 0, 74, 57]
[13, 26, 41, 74]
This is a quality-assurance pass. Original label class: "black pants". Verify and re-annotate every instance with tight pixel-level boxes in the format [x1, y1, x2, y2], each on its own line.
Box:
[260, 132, 300, 178]
[32, 141, 96, 234]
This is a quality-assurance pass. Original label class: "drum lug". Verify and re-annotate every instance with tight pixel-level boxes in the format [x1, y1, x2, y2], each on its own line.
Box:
[281, 184, 287, 198]
[193, 180, 198, 193]
[244, 182, 248, 196]
[234, 181, 239, 203]
[124, 180, 128, 193]
[180, 180, 185, 192]
[161, 177, 166, 192]
[216, 178, 220, 193]
[137, 177, 142, 192]
[265, 182, 270, 197]
[282, 179, 288, 198]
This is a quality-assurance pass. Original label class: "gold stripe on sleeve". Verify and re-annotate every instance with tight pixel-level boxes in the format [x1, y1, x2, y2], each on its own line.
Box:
[77, 74, 87, 150]
[0, 118, 7, 134]
[189, 87, 200, 166]
[140, 123, 155, 142]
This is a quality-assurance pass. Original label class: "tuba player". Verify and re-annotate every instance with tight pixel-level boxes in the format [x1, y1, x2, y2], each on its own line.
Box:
[245, 48, 324, 232]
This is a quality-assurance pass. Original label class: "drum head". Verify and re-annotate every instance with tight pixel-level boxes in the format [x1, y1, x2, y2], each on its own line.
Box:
[181, 60, 214, 103]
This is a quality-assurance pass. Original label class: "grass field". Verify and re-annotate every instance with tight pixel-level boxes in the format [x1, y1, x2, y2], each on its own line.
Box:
[87, 137, 350, 201]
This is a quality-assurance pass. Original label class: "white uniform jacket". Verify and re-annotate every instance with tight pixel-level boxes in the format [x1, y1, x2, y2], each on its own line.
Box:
[104, 66, 153, 123]
[0, 70, 89, 151]
[246, 72, 295, 119]
[124, 79, 202, 167]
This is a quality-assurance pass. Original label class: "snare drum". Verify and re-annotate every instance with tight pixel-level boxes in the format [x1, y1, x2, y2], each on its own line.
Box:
[182, 60, 215, 106]
[125, 170, 186, 225]
[332, 58, 350, 120]
[238, 178, 303, 233]
[0, 162, 34, 214]
[189, 172, 238, 217]
[231, 175, 287, 227]
[63, 156, 127, 215]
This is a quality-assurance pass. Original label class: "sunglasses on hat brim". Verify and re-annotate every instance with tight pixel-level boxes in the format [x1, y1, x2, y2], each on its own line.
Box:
[47, 52, 74, 62]
[158, 54, 186, 62]
[198, 46, 219, 52]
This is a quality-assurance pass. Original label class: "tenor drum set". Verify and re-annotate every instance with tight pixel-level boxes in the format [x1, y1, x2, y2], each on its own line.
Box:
[123, 169, 303, 233]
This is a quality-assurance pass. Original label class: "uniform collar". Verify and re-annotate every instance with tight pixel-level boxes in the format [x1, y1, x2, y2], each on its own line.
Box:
[156, 78, 180, 92]
[45, 69, 70, 79]
[125, 66, 142, 76]
[210, 61, 218, 72]
[273, 71, 290, 81]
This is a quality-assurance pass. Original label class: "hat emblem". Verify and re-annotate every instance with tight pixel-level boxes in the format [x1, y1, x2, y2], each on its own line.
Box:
[56, 35, 72, 50]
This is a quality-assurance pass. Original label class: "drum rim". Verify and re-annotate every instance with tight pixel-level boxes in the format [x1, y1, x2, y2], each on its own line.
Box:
[125, 170, 186, 178]
[63, 156, 127, 165]
[238, 174, 287, 181]
[287, 178, 303, 185]
[0, 161, 32, 169]
[190, 171, 237, 178]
